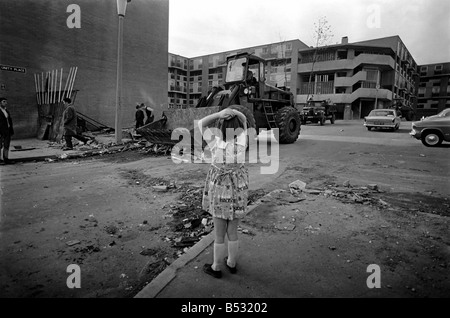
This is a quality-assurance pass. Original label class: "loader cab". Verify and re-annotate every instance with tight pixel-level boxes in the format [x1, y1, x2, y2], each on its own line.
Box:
[225, 53, 265, 98]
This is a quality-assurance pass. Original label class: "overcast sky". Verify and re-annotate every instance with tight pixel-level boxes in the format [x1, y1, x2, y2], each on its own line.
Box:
[168, 0, 449, 65]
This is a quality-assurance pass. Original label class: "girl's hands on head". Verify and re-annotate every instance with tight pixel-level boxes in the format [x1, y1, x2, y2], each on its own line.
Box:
[219, 108, 235, 120]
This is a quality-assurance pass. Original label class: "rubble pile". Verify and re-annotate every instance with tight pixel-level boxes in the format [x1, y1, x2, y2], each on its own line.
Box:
[46, 131, 178, 161]
[322, 182, 390, 208]
[161, 185, 212, 254]
[289, 179, 390, 209]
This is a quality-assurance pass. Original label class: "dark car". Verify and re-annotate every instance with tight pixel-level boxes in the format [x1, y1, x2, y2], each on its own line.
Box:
[300, 100, 336, 125]
[410, 108, 450, 147]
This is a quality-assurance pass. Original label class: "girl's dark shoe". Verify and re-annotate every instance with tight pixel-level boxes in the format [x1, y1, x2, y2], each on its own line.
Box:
[203, 264, 222, 278]
[224, 257, 237, 274]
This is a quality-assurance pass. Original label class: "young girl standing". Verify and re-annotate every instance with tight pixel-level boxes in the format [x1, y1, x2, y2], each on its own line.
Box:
[198, 107, 248, 278]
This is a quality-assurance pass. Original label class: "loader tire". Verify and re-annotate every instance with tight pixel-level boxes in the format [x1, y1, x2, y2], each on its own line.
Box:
[274, 106, 301, 144]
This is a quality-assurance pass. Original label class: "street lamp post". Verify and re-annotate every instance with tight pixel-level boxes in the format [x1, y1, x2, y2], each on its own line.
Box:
[115, 0, 131, 144]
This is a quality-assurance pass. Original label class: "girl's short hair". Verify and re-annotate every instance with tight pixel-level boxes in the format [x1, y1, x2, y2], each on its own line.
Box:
[217, 116, 245, 141]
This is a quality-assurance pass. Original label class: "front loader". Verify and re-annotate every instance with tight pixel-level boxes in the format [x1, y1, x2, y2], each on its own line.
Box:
[137, 52, 301, 149]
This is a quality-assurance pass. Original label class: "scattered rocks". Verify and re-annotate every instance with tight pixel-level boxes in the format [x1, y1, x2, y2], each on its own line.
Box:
[289, 180, 306, 193]
[104, 225, 118, 235]
[152, 185, 168, 192]
[139, 248, 160, 256]
[275, 222, 296, 231]
[66, 240, 81, 246]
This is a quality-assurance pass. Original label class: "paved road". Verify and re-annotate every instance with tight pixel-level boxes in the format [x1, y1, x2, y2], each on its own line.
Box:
[1, 120, 449, 298]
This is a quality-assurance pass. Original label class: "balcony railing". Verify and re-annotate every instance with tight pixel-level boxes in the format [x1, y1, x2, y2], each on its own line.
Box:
[297, 54, 395, 73]
[170, 61, 188, 70]
[298, 81, 334, 95]
[169, 86, 187, 93]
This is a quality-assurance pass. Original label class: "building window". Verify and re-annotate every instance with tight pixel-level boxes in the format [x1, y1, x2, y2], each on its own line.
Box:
[434, 65, 443, 71]
[418, 87, 426, 97]
[420, 66, 428, 75]
[417, 104, 424, 109]
[430, 103, 438, 109]
[337, 50, 347, 60]
[432, 86, 440, 96]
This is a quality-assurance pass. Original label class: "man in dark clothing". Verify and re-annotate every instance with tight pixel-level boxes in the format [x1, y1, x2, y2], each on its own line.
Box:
[135, 104, 145, 129]
[0, 97, 14, 164]
[62, 97, 88, 150]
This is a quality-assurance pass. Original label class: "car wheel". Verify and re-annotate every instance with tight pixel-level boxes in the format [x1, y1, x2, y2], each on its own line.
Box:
[367, 127, 372, 131]
[421, 131, 443, 147]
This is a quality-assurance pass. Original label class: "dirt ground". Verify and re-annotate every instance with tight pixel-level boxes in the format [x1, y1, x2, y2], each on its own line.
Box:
[0, 121, 449, 298]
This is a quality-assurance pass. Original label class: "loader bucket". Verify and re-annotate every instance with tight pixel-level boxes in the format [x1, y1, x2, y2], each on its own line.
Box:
[136, 106, 220, 146]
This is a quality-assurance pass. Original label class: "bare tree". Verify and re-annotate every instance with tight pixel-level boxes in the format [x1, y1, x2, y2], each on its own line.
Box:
[275, 33, 289, 90]
[305, 16, 334, 103]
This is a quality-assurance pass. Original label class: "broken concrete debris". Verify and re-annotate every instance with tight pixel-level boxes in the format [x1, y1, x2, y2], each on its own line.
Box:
[289, 180, 306, 191]
[66, 240, 81, 246]
[284, 180, 388, 209]
[152, 185, 168, 192]
[46, 132, 178, 162]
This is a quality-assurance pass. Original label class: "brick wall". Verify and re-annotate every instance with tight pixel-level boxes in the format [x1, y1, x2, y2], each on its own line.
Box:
[0, 0, 169, 139]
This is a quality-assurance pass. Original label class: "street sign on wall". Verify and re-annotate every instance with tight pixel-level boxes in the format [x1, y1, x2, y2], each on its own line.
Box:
[0, 64, 27, 74]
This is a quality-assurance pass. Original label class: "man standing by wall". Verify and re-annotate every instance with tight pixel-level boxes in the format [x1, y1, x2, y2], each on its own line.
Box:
[135, 104, 145, 129]
[0, 97, 14, 164]
[62, 97, 88, 150]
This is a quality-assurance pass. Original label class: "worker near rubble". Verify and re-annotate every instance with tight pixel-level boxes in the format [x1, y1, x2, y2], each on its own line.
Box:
[0, 97, 14, 164]
[135, 104, 145, 129]
[197, 107, 248, 279]
[62, 97, 89, 151]
[143, 104, 154, 125]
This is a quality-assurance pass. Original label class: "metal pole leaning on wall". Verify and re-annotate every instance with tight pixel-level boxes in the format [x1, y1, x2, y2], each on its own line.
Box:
[68, 66, 78, 99]
[68, 67, 75, 98]
[59, 68, 63, 103]
[41, 72, 44, 105]
[34, 74, 39, 105]
[64, 67, 73, 99]
[53, 69, 57, 104]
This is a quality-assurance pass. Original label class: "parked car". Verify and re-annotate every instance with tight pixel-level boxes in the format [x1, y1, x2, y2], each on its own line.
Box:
[410, 108, 450, 147]
[363, 109, 401, 131]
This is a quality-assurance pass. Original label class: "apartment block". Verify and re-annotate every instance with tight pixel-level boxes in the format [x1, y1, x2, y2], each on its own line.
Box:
[169, 35, 429, 120]
[296, 36, 419, 119]
[416, 62, 450, 118]
[168, 39, 309, 109]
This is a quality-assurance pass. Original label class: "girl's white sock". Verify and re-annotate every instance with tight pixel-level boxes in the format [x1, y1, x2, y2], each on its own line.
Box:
[227, 240, 239, 267]
[212, 243, 225, 271]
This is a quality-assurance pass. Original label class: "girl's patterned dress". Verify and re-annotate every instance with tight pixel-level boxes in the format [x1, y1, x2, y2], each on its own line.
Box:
[202, 133, 249, 220]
